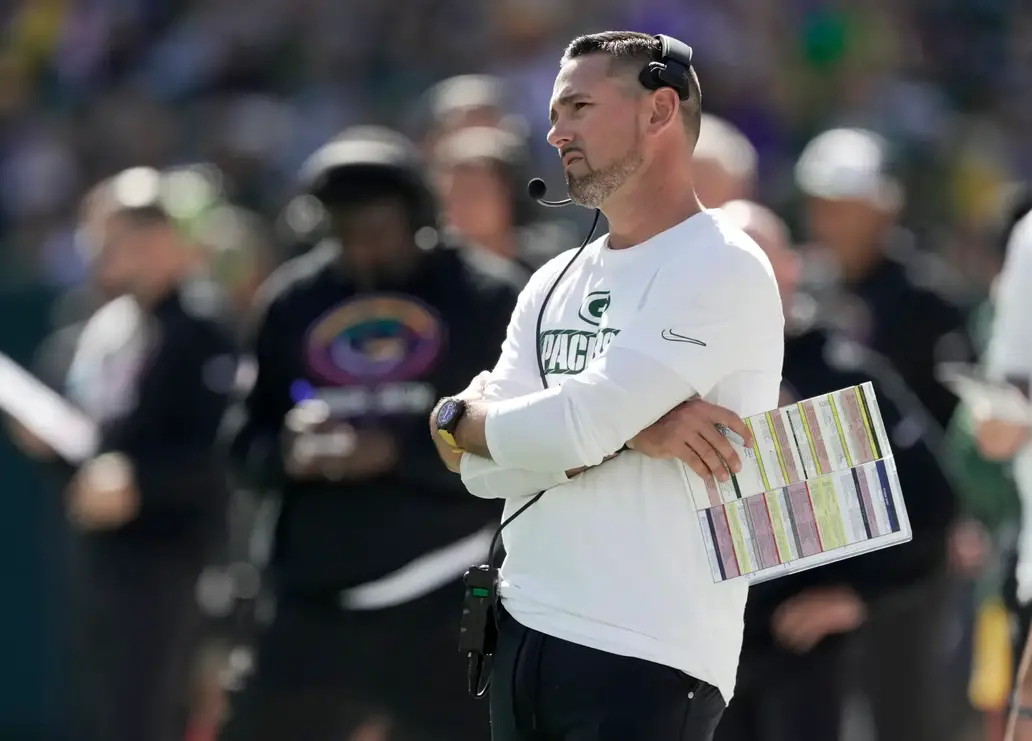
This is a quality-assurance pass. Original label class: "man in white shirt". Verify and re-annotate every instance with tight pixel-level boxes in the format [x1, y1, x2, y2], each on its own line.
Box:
[979, 209, 1032, 741]
[429, 31, 784, 741]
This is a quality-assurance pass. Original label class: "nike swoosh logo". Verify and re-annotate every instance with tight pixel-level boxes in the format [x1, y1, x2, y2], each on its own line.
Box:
[661, 329, 707, 346]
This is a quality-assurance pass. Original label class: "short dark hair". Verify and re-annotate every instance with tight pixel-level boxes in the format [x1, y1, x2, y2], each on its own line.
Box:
[561, 31, 702, 142]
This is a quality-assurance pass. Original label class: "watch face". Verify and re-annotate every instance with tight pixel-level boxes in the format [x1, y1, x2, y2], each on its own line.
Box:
[437, 401, 458, 428]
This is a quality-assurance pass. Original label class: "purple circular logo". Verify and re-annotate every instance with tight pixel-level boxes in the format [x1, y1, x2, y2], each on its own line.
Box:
[305, 295, 444, 385]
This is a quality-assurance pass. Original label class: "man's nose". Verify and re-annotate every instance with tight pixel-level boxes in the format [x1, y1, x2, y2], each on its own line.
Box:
[547, 123, 572, 151]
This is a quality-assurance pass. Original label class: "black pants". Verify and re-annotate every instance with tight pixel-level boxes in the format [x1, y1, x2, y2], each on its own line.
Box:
[713, 639, 847, 741]
[491, 608, 726, 741]
[856, 569, 953, 741]
[67, 547, 204, 741]
[218, 581, 489, 741]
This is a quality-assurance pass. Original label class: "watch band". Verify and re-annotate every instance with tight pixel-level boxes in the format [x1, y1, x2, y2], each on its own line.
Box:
[437, 427, 463, 453]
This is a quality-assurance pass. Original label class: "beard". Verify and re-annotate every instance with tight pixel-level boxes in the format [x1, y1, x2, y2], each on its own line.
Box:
[566, 140, 644, 209]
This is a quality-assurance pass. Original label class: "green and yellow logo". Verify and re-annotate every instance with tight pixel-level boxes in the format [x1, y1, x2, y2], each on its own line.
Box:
[578, 290, 611, 327]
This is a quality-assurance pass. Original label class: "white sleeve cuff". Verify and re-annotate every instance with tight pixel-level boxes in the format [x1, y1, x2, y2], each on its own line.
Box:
[459, 453, 570, 499]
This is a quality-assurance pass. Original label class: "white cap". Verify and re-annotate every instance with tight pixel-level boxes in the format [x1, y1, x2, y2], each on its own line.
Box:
[110, 166, 162, 210]
[694, 114, 757, 182]
[795, 128, 902, 211]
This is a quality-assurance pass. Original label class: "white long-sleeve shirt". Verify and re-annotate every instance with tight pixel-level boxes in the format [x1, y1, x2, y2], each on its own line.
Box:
[986, 212, 1032, 603]
[460, 210, 784, 701]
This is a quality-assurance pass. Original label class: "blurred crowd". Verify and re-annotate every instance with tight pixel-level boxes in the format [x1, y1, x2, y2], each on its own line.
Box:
[3, 0, 1032, 295]
[4, 0, 1032, 740]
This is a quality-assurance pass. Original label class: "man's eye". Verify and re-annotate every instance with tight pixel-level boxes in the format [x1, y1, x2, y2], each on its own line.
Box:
[574, 102, 590, 111]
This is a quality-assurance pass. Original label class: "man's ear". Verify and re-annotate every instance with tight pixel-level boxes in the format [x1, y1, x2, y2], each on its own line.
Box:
[646, 88, 681, 136]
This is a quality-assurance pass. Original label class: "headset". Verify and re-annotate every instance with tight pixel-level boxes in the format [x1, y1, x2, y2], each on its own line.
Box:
[640, 34, 695, 100]
[462, 33, 696, 699]
[299, 127, 440, 242]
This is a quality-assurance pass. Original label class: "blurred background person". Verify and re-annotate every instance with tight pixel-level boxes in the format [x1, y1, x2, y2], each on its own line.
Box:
[433, 125, 569, 272]
[944, 187, 1032, 739]
[6, 166, 238, 741]
[796, 127, 976, 741]
[28, 177, 129, 394]
[416, 74, 528, 159]
[693, 114, 759, 209]
[795, 127, 974, 430]
[977, 193, 1032, 741]
[217, 126, 524, 741]
[946, 188, 1032, 602]
[979, 196, 1032, 619]
[715, 200, 960, 741]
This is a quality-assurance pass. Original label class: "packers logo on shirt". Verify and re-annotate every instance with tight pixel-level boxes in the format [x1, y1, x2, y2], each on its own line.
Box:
[539, 289, 620, 375]
[578, 290, 611, 327]
[539, 327, 620, 375]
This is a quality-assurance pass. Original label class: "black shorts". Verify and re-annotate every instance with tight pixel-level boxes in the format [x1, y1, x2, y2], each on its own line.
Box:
[218, 581, 489, 741]
[490, 607, 726, 741]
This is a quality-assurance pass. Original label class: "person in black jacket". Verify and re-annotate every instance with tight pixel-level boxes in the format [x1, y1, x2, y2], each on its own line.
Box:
[217, 127, 525, 741]
[8, 167, 238, 741]
[796, 129, 975, 741]
[713, 201, 957, 741]
[796, 128, 974, 431]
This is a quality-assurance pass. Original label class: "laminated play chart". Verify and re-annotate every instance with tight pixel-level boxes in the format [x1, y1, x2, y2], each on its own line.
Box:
[693, 383, 911, 584]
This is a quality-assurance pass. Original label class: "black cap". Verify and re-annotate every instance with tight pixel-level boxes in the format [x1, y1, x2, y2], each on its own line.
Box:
[298, 126, 438, 231]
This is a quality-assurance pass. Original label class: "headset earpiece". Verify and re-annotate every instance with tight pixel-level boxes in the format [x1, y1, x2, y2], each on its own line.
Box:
[638, 63, 665, 94]
[638, 34, 694, 101]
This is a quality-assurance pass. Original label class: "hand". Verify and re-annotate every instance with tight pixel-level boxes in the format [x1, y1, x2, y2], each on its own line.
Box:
[431, 371, 492, 473]
[67, 452, 140, 530]
[348, 716, 392, 741]
[343, 429, 400, 480]
[283, 400, 360, 481]
[455, 371, 492, 403]
[976, 418, 1029, 461]
[627, 398, 753, 481]
[5, 416, 56, 461]
[286, 427, 397, 481]
[771, 586, 866, 653]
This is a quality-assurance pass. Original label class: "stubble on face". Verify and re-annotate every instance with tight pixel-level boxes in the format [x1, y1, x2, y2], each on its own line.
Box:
[566, 137, 644, 209]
